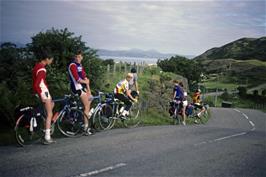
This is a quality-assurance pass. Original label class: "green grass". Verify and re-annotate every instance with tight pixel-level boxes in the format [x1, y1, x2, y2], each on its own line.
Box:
[237, 59, 266, 67]
[203, 81, 238, 91]
[140, 110, 173, 126]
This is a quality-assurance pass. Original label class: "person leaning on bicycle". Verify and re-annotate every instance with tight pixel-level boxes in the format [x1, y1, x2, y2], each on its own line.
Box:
[67, 50, 94, 135]
[114, 73, 138, 119]
[172, 80, 186, 125]
[32, 48, 55, 145]
[192, 89, 206, 119]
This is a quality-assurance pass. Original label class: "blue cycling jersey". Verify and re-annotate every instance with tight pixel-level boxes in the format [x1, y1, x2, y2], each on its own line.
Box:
[173, 84, 184, 101]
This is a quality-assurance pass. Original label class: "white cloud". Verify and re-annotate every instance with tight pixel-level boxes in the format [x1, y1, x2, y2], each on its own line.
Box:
[1, 0, 265, 55]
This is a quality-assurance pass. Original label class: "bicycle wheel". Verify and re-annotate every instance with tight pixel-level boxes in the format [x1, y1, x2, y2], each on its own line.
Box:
[57, 108, 88, 137]
[122, 102, 141, 128]
[95, 103, 115, 130]
[15, 114, 45, 146]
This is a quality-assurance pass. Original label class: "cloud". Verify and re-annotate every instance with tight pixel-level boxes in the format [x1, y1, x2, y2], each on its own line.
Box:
[1, 0, 265, 55]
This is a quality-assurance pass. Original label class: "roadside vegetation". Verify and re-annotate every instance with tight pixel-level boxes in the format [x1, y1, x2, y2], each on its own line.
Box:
[0, 28, 210, 145]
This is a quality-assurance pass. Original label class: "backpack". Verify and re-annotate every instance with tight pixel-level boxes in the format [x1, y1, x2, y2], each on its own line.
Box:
[185, 104, 194, 116]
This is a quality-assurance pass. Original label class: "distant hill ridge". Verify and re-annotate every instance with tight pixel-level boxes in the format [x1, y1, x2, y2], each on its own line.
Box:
[97, 48, 195, 59]
[194, 37, 266, 61]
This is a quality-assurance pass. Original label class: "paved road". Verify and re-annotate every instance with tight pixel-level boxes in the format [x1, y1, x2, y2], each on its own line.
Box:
[0, 108, 265, 177]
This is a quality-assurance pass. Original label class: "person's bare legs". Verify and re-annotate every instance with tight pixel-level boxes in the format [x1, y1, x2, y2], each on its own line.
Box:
[80, 93, 90, 129]
[182, 107, 186, 125]
[43, 99, 54, 140]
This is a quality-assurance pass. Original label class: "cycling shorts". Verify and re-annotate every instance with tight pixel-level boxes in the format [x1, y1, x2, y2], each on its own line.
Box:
[72, 87, 87, 97]
[194, 103, 203, 109]
[38, 91, 51, 101]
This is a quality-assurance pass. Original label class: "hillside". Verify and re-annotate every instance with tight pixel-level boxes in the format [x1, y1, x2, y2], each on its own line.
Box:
[194, 37, 266, 61]
[201, 59, 266, 87]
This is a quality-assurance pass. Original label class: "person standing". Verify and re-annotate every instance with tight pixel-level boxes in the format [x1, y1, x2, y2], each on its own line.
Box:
[68, 50, 93, 135]
[129, 68, 139, 94]
[32, 49, 55, 144]
[173, 80, 185, 125]
[179, 82, 188, 125]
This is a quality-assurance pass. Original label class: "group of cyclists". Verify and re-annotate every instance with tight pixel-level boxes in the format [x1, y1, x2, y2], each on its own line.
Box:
[32, 49, 139, 145]
[32, 47, 206, 145]
[171, 80, 206, 125]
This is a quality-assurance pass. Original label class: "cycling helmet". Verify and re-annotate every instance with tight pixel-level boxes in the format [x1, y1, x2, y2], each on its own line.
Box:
[131, 68, 137, 73]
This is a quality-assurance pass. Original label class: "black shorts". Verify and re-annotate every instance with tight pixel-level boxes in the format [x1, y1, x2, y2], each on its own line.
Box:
[194, 104, 203, 109]
[72, 87, 87, 97]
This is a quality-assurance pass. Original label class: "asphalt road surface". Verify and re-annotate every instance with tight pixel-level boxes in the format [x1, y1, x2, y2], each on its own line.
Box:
[0, 108, 265, 177]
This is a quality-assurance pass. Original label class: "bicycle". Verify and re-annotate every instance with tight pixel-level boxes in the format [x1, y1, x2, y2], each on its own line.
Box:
[186, 103, 208, 123]
[95, 93, 141, 129]
[14, 94, 88, 146]
[169, 100, 183, 125]
[89, 92, 114, 131]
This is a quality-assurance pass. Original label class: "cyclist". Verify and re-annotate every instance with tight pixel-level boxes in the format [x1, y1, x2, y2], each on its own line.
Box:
[32, 49, 55, 145]
[114, 73, 138, 118]
[192, 89, 206, 122]
[179, 82, 188, 125]
[67, 50, 94, 135]
[172, 80, 185, 125]
[129, 68, 139, 94]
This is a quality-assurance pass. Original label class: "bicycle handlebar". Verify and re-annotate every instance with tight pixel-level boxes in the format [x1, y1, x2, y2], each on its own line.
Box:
[19, 106, 33, 112]
[53, 94, 75, 103]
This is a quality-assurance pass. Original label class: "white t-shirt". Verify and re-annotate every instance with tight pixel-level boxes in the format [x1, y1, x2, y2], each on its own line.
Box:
[129, 73, 138, 89]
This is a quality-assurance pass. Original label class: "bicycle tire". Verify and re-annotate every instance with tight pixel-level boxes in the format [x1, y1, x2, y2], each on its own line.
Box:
[57, 108, 88, 137]
[95, 103, 115, 130]
[15, 114, 45, 146]
[122, 102, 141, 128]
[90, 109, 102, 132]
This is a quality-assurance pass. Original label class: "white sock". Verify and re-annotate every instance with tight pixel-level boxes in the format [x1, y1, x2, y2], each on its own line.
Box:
[84, 124, 89, 131]
[122, 110, 129, 116]
[45, 129, 51, 140]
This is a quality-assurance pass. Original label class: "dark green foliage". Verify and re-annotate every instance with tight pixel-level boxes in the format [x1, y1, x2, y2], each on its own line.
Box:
[157, 55, 202, 87]
[237, 86, 247, 97]
[221, 89, 230, 101]
[102, 59, 115, 66]
[253, 90, 259, 96]
[0, 28, 106, 128]
[262, 89, 266, 96]
[28, 28, 88, 69]
[0, 43, 34, 127]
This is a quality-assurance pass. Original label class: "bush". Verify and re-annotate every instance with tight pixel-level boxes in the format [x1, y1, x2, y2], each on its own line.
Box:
[220, 89, 231, 101]
[237, 86, 247, 97]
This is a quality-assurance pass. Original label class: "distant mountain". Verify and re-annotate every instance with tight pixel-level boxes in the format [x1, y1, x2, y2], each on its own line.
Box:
[97, 48, 194, 59]
[194, 37, 266, 61]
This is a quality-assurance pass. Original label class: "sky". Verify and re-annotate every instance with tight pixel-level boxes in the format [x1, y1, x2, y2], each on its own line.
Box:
[1, 0, 265, 55]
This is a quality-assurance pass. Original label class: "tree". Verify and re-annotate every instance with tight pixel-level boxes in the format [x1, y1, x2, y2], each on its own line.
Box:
[237, 86, 247, 97]
[0, 28, 107, 128]
[157, 55, 202, 88]
[28, 28, 88, 70]
[262, 89, 266, 97]
[28, 28, 106, 93]
[0, 43, 34, 127]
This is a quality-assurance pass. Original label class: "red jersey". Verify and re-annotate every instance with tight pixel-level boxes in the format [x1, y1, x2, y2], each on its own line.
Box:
[32, 63, 49, 96]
